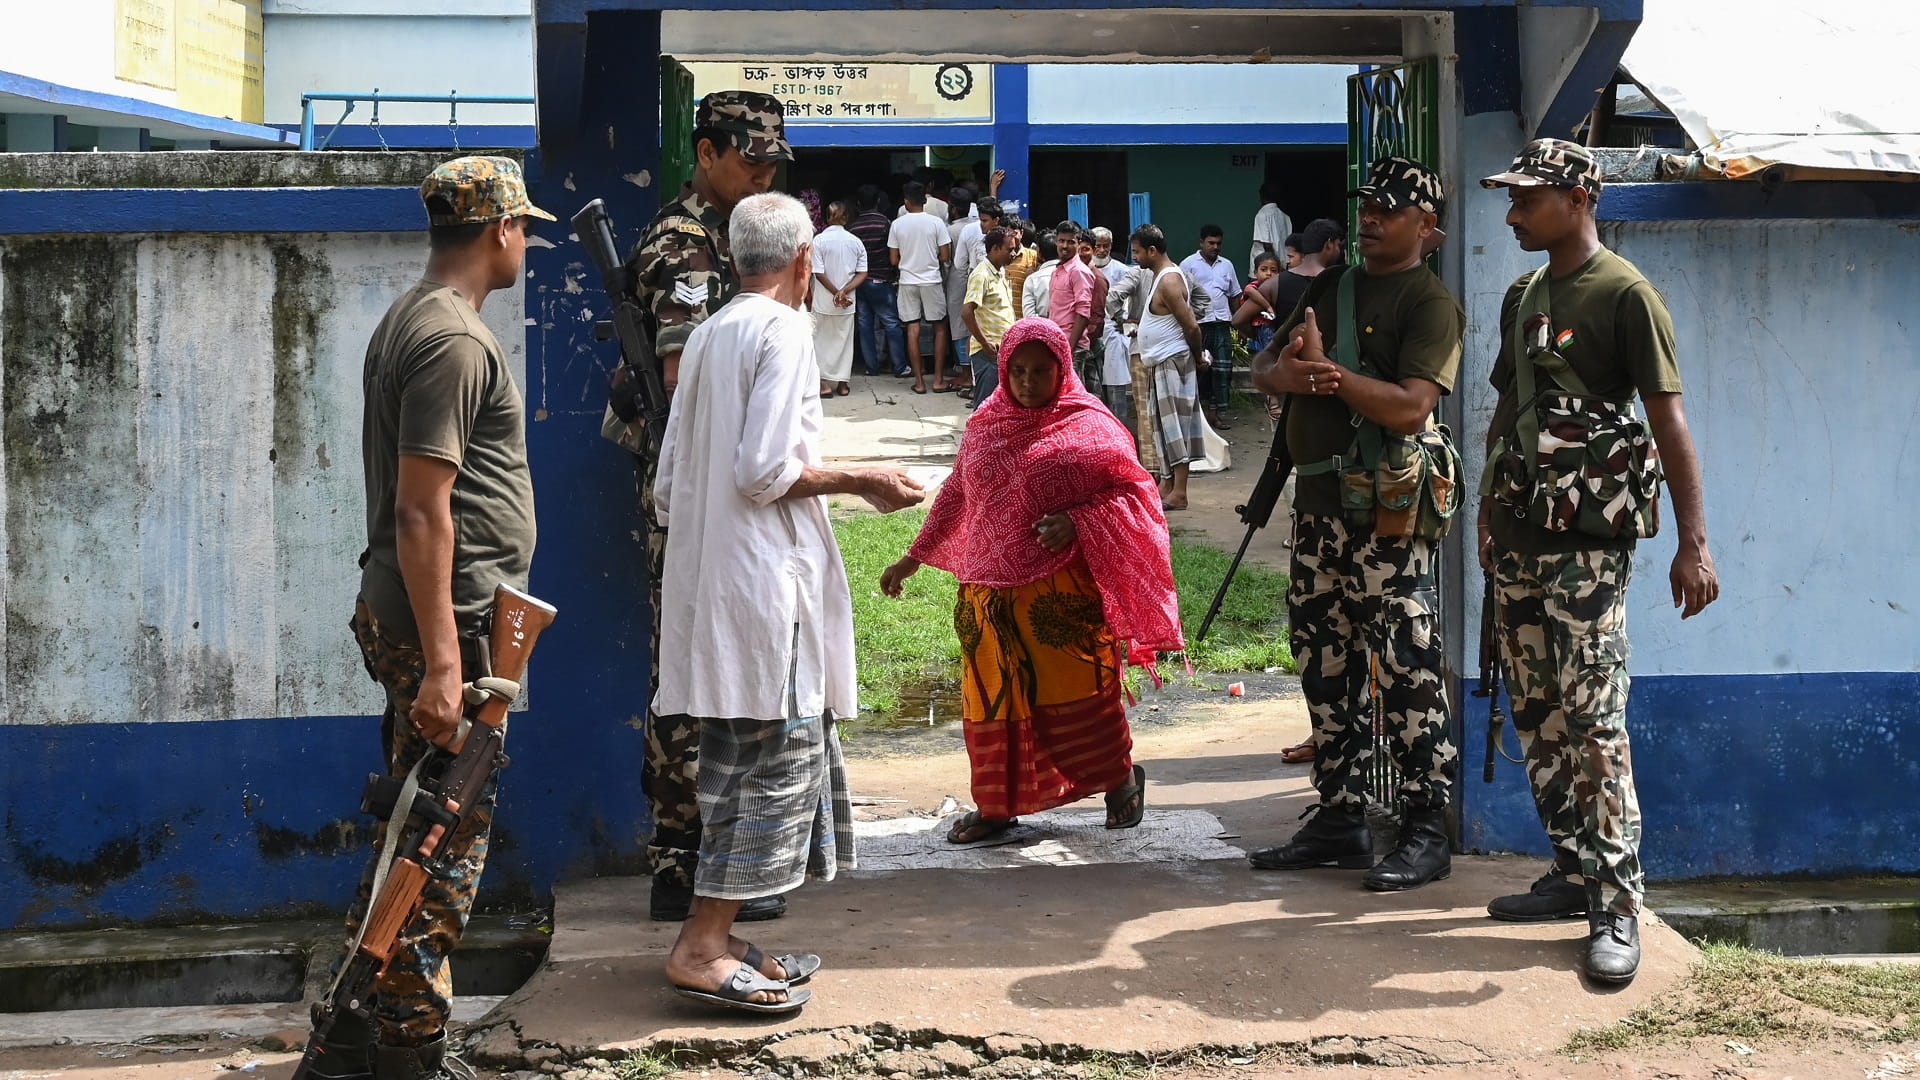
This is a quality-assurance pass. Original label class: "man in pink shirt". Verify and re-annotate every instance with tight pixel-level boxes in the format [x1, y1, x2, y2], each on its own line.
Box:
[1048, 221, 1098, 383]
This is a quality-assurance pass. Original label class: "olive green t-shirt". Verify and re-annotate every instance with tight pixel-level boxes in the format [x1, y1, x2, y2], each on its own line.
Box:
[360, 281, 536, 643]
[1280, 263, 1465, 515]
[1488, 248, 1683, 555]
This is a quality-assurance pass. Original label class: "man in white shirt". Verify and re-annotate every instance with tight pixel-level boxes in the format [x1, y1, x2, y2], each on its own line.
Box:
[1249, 184, 1294, 276]
[887, 181, 954, 394]
[655, 192, 923, 1015]
[1180, 224, 1240, 414]
[809, 200, 868, 398]
[1022, 233, 1061, 320]
[943, 186, 980, 381]
[1091, 227, 1136, 417]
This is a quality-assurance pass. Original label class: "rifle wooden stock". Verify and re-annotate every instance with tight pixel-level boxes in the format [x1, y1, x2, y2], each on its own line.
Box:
[356, 858, 430, 967]
[291, 584, 557, 1080]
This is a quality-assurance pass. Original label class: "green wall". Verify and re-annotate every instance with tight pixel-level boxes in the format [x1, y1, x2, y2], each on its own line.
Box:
[1127, 146, 1267, 271]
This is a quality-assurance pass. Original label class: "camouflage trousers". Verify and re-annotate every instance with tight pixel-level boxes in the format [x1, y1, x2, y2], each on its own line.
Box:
[1493, 547, 1643, 916]
[1289, 513, 1456, 811]
[638, 453, 702, 889]
[339, 600, 498, 1046]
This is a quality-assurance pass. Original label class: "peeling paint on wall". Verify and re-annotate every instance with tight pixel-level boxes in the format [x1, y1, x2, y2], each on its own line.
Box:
[0, 232, 526, 727]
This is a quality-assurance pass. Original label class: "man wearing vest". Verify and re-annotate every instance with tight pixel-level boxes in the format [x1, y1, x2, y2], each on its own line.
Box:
[1479, 139, 1718, 984]
[1246, 157, 1463, 892]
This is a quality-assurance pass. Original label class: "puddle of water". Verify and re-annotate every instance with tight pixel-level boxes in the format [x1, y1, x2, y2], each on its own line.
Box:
[847, 677, 964, 733]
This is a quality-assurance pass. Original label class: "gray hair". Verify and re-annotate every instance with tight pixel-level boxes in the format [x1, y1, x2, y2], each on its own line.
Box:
[1090, 226, 1114, 243]
[730, 193, 813, 276]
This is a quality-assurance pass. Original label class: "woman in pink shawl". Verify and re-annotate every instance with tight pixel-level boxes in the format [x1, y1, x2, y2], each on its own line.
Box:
[881, 318, 1184, 843]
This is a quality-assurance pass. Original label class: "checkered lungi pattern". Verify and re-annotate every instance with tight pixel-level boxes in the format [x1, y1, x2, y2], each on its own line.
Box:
[1146, 349, 1204, 472]
[693, 671, 856, 901]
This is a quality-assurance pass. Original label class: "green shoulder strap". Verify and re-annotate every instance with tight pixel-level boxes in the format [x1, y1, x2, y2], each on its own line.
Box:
[1330, 266, 1386, 471]
[1510, 265, 1593, 471]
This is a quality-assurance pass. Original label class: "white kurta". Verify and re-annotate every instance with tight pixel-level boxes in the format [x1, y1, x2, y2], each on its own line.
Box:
[653, 293, 858, 722]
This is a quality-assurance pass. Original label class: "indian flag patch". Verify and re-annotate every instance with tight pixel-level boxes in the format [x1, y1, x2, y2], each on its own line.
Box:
[1554, 328, 1575, 351]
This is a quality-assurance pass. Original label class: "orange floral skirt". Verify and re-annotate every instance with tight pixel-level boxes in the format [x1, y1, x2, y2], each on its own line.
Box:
[956, 560, 1134, 818]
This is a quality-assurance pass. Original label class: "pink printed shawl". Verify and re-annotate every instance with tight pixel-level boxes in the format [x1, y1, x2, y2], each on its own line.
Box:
[909, 318, 1184, 656]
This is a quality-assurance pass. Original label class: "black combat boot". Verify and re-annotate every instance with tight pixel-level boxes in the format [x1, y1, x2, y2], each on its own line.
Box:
[1487, 858, 1589, 922]
[650, 878, 787, 922]
[305, 1004, 376, 1080]
[1248, 802, 1372, 870]
[1363, 805, 1451, 891]
[373, 1034, 474, 1080]
[1584, 911, 1641, 984]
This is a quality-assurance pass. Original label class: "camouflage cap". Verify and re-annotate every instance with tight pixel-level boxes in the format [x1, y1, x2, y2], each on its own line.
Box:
[1349, 156, 1446, 216]
[419, 156, 556, 226]
[1481, 138, 1603, 196]
[697, 90, 794, 163]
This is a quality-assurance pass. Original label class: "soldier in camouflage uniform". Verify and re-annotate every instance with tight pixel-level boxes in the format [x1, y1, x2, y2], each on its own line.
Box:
[309, 156, 548, 1080]
[601, 91, 792, 923]
[1247, 158, 1463, 893]
[1480, 139, 1719, 985]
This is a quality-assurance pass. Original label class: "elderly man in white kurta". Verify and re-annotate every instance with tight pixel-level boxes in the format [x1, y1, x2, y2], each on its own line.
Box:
[809, 199, 868, 397]
[654, 192, 924, 1015]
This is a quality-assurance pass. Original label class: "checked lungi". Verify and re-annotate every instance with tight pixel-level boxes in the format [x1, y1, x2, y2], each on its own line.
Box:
[693, 667, 856, 901]
[1145, 349, 1204, 473]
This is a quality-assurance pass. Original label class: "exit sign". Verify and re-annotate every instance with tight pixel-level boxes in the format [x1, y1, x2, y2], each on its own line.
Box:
[1230, 153, 1260, 169]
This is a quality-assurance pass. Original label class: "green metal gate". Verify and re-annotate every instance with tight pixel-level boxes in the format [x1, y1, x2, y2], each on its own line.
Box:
[1346, 60, 1440, 255]
[1345, 58, 1441, 819]
[658, 57, 696, 202]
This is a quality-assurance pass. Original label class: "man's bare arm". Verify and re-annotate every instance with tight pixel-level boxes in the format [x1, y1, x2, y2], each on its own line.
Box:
[1643, 392, 1718, 618]
[394, 454, 463, 748]
[784, 465, 924, 513]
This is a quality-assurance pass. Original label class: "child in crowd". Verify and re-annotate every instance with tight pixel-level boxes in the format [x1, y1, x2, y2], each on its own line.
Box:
[1240, 252, 1283, 353]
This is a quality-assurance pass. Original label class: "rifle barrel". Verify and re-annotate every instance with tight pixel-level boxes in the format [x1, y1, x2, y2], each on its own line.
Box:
[1196, 522, 1258, 643]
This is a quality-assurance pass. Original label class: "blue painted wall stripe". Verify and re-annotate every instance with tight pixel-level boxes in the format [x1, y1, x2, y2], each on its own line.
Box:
[0, 69, 297, 146]
[1032, 123, 1346, 146]
[1598, 181, 1920, 221]
[784, 122, 1345, 149]
[1461, 670, 1920, 879]
[273, 124, 539, 150]
[0, 187, 425, 234]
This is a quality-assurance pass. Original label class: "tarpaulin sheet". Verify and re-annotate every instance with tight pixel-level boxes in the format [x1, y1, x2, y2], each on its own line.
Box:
[1620, 0, 1920, 178]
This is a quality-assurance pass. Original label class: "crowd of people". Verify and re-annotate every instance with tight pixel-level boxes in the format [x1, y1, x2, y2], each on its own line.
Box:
[313, 87, 1721, 1069]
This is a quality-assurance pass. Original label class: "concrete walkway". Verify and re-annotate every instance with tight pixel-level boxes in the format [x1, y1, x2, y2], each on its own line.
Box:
[470, 700, 1695, 1068]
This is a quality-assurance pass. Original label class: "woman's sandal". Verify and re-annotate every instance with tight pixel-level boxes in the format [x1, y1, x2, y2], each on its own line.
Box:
[1280, 739, 1316, 764]
[946, 809, 1018, 844]
[672, 963, 810, 1014]
[1105, 764, 1147, 830]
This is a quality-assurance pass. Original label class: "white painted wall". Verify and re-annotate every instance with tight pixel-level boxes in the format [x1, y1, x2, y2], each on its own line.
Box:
[262, 12, 535, 127]
[0, 0, 184, 109]
[0, 231, 526, 725]
[1026, 63, 1348, 127]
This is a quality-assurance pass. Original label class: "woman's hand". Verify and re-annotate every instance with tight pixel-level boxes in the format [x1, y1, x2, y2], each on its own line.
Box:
[880, 556, 921, 597]
[1035, 513, 1077, 553]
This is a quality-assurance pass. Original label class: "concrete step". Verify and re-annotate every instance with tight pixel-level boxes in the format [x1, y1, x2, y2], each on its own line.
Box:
[0, 915, 549, 1014]
[1648, 876, 1920, 956]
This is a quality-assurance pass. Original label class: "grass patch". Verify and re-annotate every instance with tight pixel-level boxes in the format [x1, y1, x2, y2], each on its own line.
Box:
[1168, 531, 1293, 675]
[833, 507, 1292, 717]
[612, 1050, 683, 1080]
[1565, 944, 1920, 1055]
[835, 505, 961, 716]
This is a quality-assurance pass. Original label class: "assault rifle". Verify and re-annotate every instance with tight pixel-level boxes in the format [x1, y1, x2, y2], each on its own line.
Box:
[292, 584, 557, 1080]
[1473, 576, 1510, 782]
[1195, 400, 1293, 642]
[574, 198, 670, 461]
